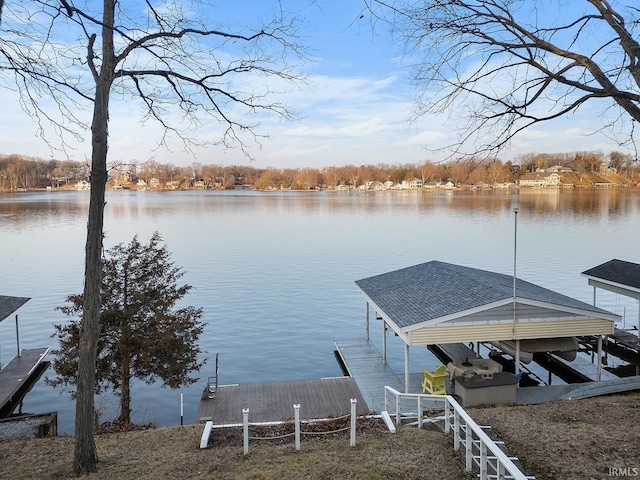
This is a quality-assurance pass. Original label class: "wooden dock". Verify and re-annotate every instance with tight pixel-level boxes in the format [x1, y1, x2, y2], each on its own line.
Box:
[0, 347, 50, 417]
[196, 376, 369, 425]
[333, 338, 440, 413]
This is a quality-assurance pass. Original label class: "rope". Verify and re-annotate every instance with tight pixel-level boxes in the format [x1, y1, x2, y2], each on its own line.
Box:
[249, 432, 295, 440]
[301, 426, 351, 435]
[245, 414, 356, 441]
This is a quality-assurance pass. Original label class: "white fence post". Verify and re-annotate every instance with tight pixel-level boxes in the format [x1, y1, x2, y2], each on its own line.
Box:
[465, 421, 473, 471]
[444, 396, 451, 434]
[453, 409, 460, 450]
[350, 398, 357, 447]
[480, 442, 488, 480]
[294, 404, 301, 451]
[417, 396, 423, 429]
[243, 408, 250, 455]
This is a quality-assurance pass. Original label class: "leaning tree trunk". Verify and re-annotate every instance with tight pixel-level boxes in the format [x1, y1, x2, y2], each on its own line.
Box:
[74, 0, 115, 473]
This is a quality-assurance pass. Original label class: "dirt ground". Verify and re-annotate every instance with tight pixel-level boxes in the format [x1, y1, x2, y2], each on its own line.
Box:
[0, 392, 638, 479]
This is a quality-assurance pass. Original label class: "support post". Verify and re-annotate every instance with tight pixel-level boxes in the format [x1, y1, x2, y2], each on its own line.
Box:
[349, 398, 357, 447]
[514, 340, 520, 378]
[294, 404, 301, 451]
[15, 314, 20, 357]
[404, 342, 410, 393]
[596, 336, 603, 381]
[180, 393, 183, 426]
[382, 319, 387, 364]
[365, 303, 369, 341]
[243, 408, 250, 455]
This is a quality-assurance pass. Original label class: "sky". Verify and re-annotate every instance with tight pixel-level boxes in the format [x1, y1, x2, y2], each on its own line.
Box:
[0, 1, 631, 169]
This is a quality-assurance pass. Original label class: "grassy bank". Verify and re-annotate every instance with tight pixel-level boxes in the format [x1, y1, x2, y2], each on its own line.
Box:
[1, 392, 639, 479]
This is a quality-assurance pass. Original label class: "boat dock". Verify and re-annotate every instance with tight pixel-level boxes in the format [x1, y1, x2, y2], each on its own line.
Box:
[333, 338, 405, 413]
[196, 376, 369, 425]
[0, 347, 50, 417]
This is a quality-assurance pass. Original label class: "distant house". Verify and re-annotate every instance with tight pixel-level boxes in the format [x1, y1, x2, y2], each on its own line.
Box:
[74, 180, 90, 190]
[149, 178, 160, 188]
[401, 178, 423, 189]
[544, 165, 573, 173]
[166, 180, 180, 190]
[598, 162, 616, 176]
[194, 180, 206, 189]
[518, 172, 561, 187]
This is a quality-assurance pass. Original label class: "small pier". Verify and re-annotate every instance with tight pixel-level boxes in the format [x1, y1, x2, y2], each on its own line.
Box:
[334, 338, 405, 413]
[0, 347, 50, 417]
[196, 376, 369, 425]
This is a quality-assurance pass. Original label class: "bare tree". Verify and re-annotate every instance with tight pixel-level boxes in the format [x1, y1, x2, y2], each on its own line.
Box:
[366, 0, 640, 158]
[1, 0, 306, 473]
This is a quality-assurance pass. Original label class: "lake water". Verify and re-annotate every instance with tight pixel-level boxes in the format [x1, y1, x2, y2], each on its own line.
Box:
[1, 188, 639, 435]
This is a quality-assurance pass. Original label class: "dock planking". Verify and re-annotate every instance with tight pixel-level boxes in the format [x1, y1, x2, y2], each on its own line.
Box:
[0, 347, 50, 416]
[333, 338, 406, 413]
[196, 376, 369, 425]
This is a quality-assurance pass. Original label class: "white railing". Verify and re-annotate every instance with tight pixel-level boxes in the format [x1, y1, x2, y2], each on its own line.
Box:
[384, 386, 534, 480]
[201, 399, 359, 454]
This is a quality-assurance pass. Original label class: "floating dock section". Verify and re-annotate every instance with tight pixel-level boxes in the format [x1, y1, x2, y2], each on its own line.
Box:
[0, 347, 50, 417]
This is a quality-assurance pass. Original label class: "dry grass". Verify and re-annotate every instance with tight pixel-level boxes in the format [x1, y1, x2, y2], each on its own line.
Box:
[0, 418, 472, 480]
[469, 391, 640, 480]
[1, 392, 639, 479]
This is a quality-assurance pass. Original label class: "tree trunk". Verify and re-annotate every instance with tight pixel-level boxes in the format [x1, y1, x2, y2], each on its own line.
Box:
[74, 0, 115, 473]
[119, 351, 131, 425]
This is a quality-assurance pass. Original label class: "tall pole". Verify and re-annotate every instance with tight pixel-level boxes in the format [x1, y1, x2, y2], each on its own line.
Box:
[513, 207, 519, 376]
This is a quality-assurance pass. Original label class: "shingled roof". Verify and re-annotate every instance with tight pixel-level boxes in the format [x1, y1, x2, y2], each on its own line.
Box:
[355, 260, 617, 330]
[581, 259, 640, 292]
[0, 295, 30, 323]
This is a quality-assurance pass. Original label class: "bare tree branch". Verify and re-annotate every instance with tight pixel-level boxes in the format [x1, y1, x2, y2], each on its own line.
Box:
[366, 0, 640, 159]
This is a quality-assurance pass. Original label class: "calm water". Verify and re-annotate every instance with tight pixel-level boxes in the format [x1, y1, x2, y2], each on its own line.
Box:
[1, 188, 639, 434]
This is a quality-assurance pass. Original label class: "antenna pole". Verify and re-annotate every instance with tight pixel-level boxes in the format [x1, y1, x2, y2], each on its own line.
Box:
[513, 207, 519, 377]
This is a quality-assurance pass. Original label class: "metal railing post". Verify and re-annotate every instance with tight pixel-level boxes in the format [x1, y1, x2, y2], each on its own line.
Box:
[243, 408, 250, 455]
[350, 398, 357, 447]
[480, 442, 488, 480]
[294, 404, 301, 451]
[453, 410, 460, 450]
[465, 421, 473, 471]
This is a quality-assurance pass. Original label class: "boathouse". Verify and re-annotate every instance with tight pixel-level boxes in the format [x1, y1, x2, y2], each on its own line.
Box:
[355, 261, 620, 391]
[582, 258, 640, 329]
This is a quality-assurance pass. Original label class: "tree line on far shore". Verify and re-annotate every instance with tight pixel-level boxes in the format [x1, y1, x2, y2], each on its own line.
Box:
[1, 149, 638, 192]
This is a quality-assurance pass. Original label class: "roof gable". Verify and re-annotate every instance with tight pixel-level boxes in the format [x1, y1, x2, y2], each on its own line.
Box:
[355, 261, 616, 329]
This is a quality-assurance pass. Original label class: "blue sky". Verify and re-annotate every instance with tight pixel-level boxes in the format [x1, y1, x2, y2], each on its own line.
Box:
[0, 1, 628, 168]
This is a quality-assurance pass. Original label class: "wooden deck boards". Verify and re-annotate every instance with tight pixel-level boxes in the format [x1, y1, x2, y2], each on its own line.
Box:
[334, 337, 405, 413]
[196, 376, 369, 425]
[0, 347, 49, 415]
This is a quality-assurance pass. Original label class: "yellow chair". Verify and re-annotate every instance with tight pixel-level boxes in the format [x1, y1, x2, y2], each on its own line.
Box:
[421, 365, 448, 395]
